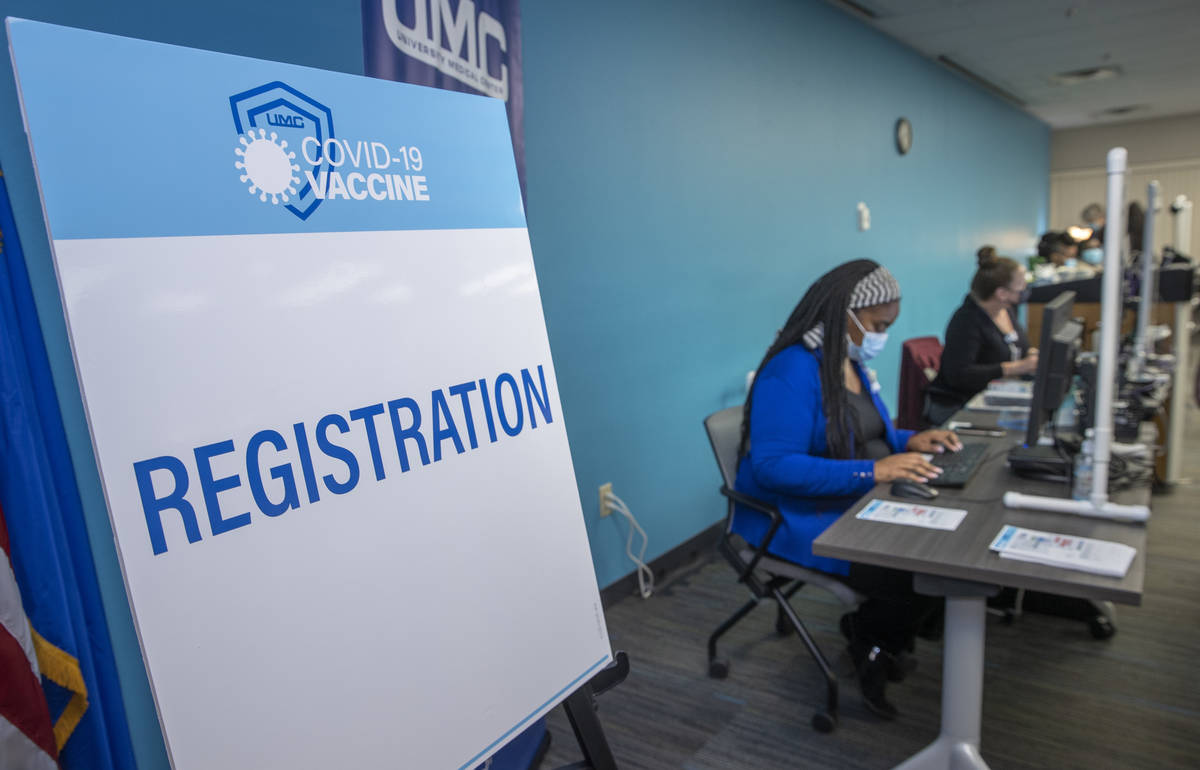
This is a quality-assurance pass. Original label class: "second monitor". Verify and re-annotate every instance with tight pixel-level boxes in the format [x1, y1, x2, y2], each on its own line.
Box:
[1009, 290, 1084, 479]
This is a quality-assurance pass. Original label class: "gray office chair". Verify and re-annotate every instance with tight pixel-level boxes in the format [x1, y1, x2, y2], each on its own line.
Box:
[703, 406, 863, 733]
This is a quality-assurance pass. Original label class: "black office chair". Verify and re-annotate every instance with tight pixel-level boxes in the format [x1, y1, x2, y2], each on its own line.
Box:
[703, 406, 863, 733]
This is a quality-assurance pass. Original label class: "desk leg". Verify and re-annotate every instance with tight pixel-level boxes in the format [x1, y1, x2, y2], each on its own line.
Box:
[894, 593, 991, 770]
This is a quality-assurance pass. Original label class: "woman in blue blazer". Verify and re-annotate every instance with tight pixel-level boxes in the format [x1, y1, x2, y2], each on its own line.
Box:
[734, 259, 960, 719]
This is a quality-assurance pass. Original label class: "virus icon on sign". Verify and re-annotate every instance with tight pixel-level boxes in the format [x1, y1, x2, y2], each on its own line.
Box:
[234, 129, 300, 204]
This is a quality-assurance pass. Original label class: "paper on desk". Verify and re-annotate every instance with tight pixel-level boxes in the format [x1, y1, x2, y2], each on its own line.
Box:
[985, 380, 1032, 396]
[856, 499, 967, 531]
[982, 381, 1033, 408]
[965, 390, 1031, 414]
[989, 525, 1136, 578]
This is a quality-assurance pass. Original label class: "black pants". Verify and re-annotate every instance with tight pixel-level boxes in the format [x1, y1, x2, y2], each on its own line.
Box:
[842, 563, 941, 656]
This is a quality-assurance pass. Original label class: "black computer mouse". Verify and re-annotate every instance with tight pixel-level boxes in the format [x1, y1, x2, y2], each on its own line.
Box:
[890, 480, 939, 500]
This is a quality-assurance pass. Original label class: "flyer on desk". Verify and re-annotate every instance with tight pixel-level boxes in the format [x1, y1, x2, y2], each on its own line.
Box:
[8, 19, 610, 770]
[989, 525, 1136, 578]
[856, 499, 968, 531]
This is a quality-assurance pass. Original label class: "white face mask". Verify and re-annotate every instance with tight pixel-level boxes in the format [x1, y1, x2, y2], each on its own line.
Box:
[847, 309, 888, 363]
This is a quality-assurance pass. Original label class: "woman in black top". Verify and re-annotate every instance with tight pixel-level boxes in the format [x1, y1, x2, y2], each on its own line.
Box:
[922, 248, 1039, 426]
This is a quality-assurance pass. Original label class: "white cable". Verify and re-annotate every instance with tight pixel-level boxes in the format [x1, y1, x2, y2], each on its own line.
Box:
[608, 496, 653, 599]
[605, 491, 654, 599]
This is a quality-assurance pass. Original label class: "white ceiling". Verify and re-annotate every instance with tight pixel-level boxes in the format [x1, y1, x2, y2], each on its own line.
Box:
[831, 0, 1200, 128]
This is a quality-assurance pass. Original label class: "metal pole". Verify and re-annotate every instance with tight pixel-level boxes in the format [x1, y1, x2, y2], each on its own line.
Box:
[940, 596, 987, 746]
[1091, 148, 1127, 507]
[1166, 195, 1192, 484]
[1133, 181, 1159, 367]
[1167, 301, 1188, 483]
[1173, 195, 1193, 255]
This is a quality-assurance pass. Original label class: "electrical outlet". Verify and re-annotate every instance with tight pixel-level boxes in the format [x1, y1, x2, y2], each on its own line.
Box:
[598, 482, 613, 517]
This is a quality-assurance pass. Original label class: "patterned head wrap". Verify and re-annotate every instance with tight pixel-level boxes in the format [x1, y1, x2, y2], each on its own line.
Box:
[848, 265, 901, 309]
[801, 265, 901, 349]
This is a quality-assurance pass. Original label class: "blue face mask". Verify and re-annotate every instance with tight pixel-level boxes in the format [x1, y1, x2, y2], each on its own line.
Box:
[847, 310, 888, 363]
[1082, 248, 1104, 265]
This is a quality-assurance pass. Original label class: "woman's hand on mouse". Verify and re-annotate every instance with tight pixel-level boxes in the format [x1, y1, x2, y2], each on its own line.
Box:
[874, 452, 942, 483]
[906, 430, 963, 454]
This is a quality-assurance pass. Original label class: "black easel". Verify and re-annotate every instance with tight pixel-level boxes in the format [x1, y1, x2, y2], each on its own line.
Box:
[552, 650, 629, 770]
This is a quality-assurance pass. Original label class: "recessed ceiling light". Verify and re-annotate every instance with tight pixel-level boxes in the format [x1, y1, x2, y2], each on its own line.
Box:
[1051, 66, 1122, 86]
[1096, 104, 1146, 117]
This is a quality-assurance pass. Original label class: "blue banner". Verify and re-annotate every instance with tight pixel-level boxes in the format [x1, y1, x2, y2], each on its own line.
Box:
[363, 0, 524, 196]
[0, 170, 135, 769]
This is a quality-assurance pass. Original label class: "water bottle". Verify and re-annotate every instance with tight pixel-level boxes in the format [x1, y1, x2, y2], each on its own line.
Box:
[1072, 428, 1095, 501]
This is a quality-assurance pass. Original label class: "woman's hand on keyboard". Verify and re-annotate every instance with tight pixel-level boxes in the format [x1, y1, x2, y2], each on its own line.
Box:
[906, 430, 963, 454]
[874, 453, 943, 483]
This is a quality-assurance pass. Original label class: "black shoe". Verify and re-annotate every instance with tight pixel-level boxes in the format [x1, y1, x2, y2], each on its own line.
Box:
[850, 645, 899, 720]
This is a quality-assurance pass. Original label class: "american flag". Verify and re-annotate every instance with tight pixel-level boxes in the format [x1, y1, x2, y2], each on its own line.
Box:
[0, 503, 58, 770]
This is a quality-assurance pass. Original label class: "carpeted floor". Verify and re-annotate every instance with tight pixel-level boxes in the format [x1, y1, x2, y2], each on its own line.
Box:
[541, 396, 1200, 769]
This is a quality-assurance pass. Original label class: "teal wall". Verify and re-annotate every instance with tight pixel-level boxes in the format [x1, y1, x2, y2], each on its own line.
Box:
[522, 0, 1048, 589]
[0, 1, 1047, 768]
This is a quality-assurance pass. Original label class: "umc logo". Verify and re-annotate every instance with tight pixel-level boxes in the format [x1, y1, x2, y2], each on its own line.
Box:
[229, 82, 334, 220]
[266, 113, 305, 129]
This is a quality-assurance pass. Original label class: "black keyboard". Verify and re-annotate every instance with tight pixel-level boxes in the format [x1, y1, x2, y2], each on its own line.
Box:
[926, 442, 990, 488]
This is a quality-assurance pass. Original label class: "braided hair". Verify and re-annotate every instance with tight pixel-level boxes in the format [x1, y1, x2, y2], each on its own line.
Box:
[739, 259, 891, 461]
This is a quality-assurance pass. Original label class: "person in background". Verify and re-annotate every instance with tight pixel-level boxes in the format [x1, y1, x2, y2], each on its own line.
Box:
[1072, 202, 1140, 268]
[734, 259, 959, 720]
[1069, 201, 1141, 269]
[1126, 201, 1146, 259]
[1037, 231, 1079, 266]
[922, 247, 1038, 426]
[1081, 202, 1105, 248]
[1078, 241, 1105, 267]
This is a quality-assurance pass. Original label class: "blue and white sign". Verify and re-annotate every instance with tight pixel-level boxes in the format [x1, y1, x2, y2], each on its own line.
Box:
[8, 19, 608, 770]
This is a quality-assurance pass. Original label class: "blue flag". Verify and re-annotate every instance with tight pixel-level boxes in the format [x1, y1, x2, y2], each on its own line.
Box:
[363, 0, 524, 196]
[0, 169, 136, 770]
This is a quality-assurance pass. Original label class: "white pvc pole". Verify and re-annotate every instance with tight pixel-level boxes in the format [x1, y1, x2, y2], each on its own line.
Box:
[1133, 181, 1159, 367]
[1167, 299, 1188, 484]
[1092, 148, 1133, 507]
[1003, 490, 1148, 522]
[1173, 195, 1193, 255]
[1167, 195, 1192, 484]
[1006, 147, 1150, 522]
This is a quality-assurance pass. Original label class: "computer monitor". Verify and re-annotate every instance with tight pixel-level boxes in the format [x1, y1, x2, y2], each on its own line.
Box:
[1023, 290, 1078, 447]
[1028, 275, 1101, 304]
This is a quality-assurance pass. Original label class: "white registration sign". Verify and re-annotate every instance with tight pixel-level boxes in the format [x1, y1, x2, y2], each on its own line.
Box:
[9, 19, 610, 769]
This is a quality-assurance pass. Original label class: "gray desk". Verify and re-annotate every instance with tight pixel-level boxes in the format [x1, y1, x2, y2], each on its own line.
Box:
[812, 427, 1150, 770]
